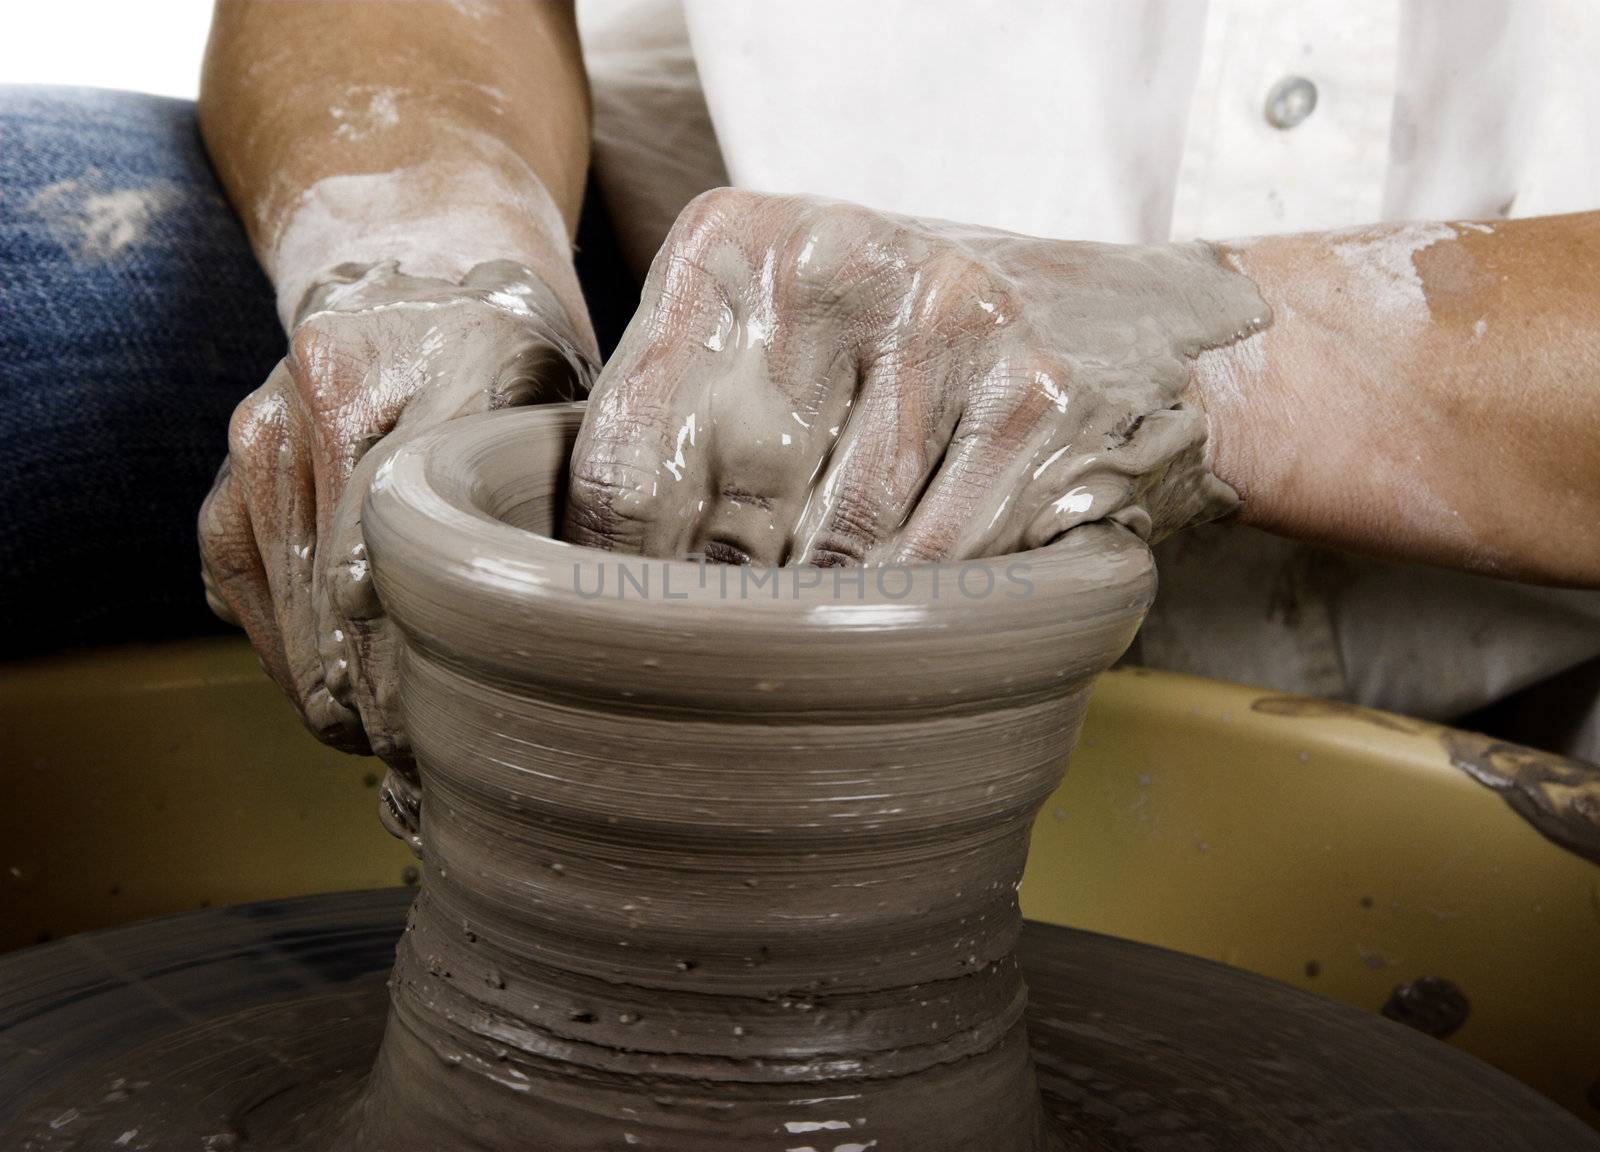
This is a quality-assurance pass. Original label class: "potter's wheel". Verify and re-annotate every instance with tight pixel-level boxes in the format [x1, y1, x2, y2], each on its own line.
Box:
[1, 891, 1592, 1150]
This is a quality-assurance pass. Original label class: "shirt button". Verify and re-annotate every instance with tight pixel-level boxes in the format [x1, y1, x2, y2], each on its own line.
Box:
[1264, 75, 1318, 130]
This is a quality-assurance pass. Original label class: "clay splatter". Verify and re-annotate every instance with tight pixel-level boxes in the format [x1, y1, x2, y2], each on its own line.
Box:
[1443, 730, 1600, 866]
[1250, 695, 1425, 734]
[26, 171, 176, 259]
[1382, 976, 1471, 1040]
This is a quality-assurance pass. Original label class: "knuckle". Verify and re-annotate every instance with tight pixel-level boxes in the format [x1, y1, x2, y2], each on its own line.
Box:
[199, 533, 251, 584]
[197, 493, 255, 583]
[287, 318, 367, 412]
[820, 487, 884, 552]
[832, 499, 879, 544]
[663, 190, 734, 257]
[369, 725, 410, 767]
[661, 188, 797, 268]
[319, 628, 354, 701]
[673, 186, 753, 235]
[196, 473, 230, 536]
[905, 252, 1015, 342]
[569, 460, 660, 519]
[565, 465, 657, 549]
[302, 695, 369, 754]
[922, 250, 989, 308]
[288, 311, 342, 363]
[331, 551, 382, 621]
[806, 532, 868, 568]
[826, 199, 890, 236]
[781, 200, 883, 290]
[226, 385, 283, 458]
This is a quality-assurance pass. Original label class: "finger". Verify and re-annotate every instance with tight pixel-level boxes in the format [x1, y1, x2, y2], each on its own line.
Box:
[778, 231, 1023, 567]
[290, 316, 411, 554]
[564, 233, 731, 558]
[682, 200, 906, 565]
[668, 291, 860, 565]
[318, 436, 410, 765]
[787, 351, 957, 567]
[297, 304, 569, 609]
[1018, 406, 1211, 549]
[197, 457, 294, 697]
[689, 381, 842, 565]
[882, 357, 1065, 563]
[200, 553, 238, 626]
[286, 316, 412, 753]
[308, 321, 550, 766]
[232, 367, 368, 752]
[569, 190, 902, 563]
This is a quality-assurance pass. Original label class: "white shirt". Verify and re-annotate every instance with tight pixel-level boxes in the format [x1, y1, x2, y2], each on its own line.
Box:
[580, 0, 1600, 274]
[576, 0, 1600, 760]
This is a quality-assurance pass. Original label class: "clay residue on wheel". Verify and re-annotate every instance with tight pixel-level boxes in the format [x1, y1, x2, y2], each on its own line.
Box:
[1443, 729, 1600, 866]
[1249, 694, 1427, 733]
[1383, 976, 1471, 1039]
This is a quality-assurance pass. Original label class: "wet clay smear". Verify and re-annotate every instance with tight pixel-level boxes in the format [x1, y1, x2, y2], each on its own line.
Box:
[1443, 729, 1600, 866]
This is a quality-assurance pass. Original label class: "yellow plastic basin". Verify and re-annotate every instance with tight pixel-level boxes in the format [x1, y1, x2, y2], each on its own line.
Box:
[1, 639, 1596, 1124]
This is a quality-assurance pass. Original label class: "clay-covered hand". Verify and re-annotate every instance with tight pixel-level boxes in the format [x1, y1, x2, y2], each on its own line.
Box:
[566, 189, 1267, 566]
[199, 262, 594, 762]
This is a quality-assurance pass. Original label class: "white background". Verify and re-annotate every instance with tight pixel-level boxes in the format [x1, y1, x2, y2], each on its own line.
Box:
[2, 1, 213, 99]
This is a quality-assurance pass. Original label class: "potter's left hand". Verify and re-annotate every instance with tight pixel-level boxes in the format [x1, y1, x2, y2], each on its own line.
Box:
[565, 189, 1264, 565]
[199, 264, 594, 764]
[196, 0, 599, 765]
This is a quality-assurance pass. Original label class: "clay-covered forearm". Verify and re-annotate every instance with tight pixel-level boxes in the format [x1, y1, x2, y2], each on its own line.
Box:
[1194, 211, 1600, 586]
[199, 0, 593, 333]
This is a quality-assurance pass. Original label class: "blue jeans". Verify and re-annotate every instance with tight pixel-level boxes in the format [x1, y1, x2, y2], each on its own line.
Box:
[0, 86, 633, 658]
[0, 86, 280, 656]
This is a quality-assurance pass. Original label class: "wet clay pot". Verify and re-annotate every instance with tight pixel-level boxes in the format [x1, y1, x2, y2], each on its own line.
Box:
[342, 402, 1155, 1150]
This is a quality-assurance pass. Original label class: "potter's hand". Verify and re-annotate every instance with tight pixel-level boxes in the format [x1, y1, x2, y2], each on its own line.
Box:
[197, 0, 597, 761]
[199, 263, 594, 760]
[565, 189, 1265, 566]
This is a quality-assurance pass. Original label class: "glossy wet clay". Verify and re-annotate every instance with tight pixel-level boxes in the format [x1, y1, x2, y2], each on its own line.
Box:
[327, 403, 1156, 1149]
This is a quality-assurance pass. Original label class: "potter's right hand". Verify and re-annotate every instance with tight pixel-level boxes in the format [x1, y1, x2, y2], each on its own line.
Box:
[198, 263, 594, 762]
[566, 189, 1264, 567]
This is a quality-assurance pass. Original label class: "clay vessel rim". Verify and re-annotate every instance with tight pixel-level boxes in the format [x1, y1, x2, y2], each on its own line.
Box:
[366, 403, 1156, 637]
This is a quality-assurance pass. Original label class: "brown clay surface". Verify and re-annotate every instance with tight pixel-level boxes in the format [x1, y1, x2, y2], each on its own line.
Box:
[330, 403, 1157, 1148]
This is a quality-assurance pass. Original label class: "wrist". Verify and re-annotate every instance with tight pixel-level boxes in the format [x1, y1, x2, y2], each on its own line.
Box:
[1012, 234, 1270, 542]
[267, 149, 592, 354]
[1186, 237, 1292, 517]
[286, 259, 601, 408]
[1191, 227, 1435, 544]
[1115, 238, 1271, 540]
